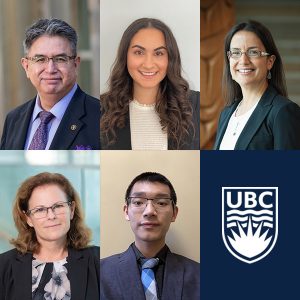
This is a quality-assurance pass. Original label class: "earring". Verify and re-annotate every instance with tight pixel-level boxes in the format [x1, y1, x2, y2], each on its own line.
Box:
[267, 70, 272, 80]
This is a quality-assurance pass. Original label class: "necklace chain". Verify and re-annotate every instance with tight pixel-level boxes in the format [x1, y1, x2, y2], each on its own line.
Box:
[235, 100, 243, 117]
[233, 101, 243, 136]
[233, 122, 239, 136]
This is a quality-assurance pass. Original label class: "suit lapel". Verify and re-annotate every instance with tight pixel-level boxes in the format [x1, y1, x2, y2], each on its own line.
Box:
[50, 87, 85, 149]
[68, 248, 88, 300]
[161, 251, 184, 300]
[12, 99, 35, 149]
[214, 103, 238, 149]
[12, 252, 32, 300]
[112, 115, 132, 149]
[117, 247, 145, 300]
[235, 86, 276, 149]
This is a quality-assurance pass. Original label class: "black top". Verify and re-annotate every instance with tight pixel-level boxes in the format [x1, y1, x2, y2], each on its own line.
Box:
[214, 85, 300, 150]
[0, 246, 99, 300]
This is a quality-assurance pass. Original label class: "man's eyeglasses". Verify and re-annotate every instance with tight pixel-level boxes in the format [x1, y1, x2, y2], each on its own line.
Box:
[26, 201, 72, 219]
[25, 55, 76, 66]
[127, 196, 173, 211]
[227, 49, 270, 59]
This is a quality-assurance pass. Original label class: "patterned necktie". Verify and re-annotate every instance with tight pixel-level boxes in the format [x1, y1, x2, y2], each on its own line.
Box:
[28, 111, 54, 150]
[141, 258, 159, 300]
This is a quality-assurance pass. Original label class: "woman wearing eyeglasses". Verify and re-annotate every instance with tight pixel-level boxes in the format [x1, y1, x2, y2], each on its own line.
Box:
[100, 18, 200, 150]
[214, 20, 300, 150]
[0, 172, 99, 300]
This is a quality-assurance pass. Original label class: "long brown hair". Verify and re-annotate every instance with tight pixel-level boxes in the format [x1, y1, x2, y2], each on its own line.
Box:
[11, 172, 91, 254]
[100, 18, 194, 149]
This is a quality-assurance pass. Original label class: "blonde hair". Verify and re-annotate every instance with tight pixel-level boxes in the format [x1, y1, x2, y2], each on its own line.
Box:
[11, 172, 91, 254]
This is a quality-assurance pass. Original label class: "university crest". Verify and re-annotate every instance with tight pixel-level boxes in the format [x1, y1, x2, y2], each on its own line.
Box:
[222, 187, 278, 264]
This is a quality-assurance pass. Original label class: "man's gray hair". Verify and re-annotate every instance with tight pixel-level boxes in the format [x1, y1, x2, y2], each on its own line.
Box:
[23, 18, 78, 56]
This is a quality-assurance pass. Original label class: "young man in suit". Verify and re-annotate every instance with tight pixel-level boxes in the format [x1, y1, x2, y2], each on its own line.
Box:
[100, 172, 200, 300]
[0, 18, 100, 150]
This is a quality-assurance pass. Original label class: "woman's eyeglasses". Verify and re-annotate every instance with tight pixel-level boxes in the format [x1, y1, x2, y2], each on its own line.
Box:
[227, 49, 270, 59]
[26, 201, 72, 219]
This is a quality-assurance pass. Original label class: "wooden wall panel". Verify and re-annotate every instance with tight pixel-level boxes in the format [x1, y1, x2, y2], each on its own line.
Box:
[200, 0, 235, 149]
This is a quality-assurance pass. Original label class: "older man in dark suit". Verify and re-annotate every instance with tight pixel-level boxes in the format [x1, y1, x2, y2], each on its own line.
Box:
[0, 18, 100, 150]
[100, 172, 200, 300]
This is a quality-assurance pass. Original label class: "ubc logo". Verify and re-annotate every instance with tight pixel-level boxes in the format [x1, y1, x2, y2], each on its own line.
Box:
[222, 187, 278, 264]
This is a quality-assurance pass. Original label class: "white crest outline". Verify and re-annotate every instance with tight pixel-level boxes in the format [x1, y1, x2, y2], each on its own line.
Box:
[222, 187, 278, 264]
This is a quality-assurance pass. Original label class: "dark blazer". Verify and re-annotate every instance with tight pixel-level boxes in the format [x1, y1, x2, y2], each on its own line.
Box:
[0, 86, 100, 150]
[0, 246, 99, 300]
[214, 85, 300, 150]
[101, 90, 200, 150]
[100, 246, 200, 300]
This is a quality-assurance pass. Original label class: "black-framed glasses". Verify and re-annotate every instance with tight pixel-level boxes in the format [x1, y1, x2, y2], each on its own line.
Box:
[26, 201, 72, 219]
[127, 196, 173, 210]
[227, 49, 270, 59]
[25, 55, 76, 65]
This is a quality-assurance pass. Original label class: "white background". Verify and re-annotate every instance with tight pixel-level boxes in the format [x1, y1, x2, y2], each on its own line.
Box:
[100, 0, 200, 93]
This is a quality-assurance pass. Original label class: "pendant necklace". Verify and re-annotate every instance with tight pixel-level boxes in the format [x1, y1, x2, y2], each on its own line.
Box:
[232, 122, 239, 136]
[233, 100, 243, 136]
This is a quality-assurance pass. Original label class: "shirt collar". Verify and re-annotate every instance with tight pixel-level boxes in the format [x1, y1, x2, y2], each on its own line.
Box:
[31, 83, 78, 122]
[131, 242, 169, 265]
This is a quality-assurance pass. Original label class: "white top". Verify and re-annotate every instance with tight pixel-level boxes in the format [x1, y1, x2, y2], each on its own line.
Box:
[219, 100, 259, 150]
[129, 99, 168, 150]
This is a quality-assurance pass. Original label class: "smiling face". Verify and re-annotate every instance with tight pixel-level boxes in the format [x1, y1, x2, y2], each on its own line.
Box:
[26, 184, 75, 246]
[127, 28, 168, 100]
[124, 181, 178, 249]
[21, 35, 80, 105]
[229, 30, 275, 90]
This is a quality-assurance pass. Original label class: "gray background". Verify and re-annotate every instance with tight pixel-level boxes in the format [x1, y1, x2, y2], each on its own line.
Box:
[100, 0, 200, 93]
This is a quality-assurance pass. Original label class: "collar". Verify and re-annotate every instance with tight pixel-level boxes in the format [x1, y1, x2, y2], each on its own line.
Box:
[130, 242, 169, 265]
[32, 83, 78, 122]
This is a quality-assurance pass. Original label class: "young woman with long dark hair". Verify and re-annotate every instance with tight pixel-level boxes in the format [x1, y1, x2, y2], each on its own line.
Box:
[101, 18, 199, 150]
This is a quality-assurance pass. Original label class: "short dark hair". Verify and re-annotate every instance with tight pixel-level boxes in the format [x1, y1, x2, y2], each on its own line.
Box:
[223, 20, 287, 105]
[125, 172, 177, 205]
[23, 18, 78, 56]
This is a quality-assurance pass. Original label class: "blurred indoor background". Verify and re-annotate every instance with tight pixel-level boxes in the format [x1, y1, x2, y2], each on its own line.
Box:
[200, 0, 300, 149]
[0, 150, 100, 253]
[0, 0, 100, 135]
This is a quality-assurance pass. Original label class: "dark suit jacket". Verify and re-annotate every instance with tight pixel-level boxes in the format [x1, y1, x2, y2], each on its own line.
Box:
[0, 246, 99, 300]
[100, 246, 200, 300]
[214, 85, 300, 150]
[101, 90, 200, 150]
[0, 86, 100, 150]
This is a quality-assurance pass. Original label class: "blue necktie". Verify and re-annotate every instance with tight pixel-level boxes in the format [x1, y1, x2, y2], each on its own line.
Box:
[28, 111, 54, 150]
[141, 258, 159, 300]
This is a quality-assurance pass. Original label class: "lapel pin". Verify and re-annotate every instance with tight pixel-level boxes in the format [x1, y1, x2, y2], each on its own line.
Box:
[70, 124, 77, 131]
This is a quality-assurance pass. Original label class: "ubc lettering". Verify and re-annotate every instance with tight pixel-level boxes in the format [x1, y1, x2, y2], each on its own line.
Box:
[226, 191, 241, 208]
[226, 190, 274, 208]
[244, 191, 256, 208]
[258, 191, 273, 208]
